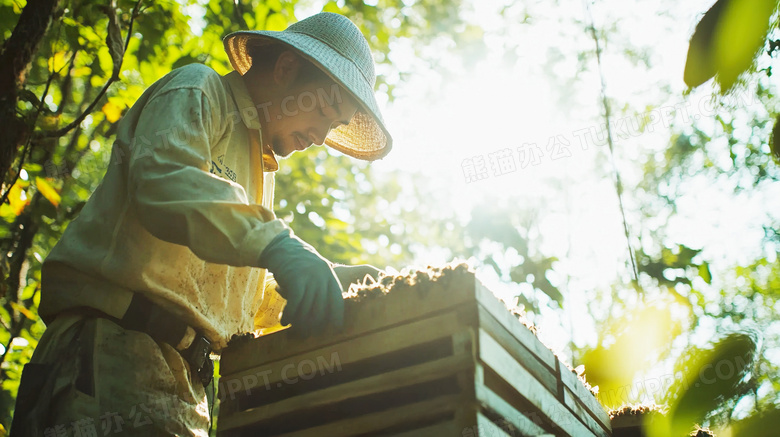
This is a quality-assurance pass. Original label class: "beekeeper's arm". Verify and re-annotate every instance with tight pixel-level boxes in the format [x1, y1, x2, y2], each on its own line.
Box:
[129, 88, 343, 335]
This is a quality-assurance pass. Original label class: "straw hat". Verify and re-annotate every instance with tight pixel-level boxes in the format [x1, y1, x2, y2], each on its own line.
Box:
[223, 12, 392, 161]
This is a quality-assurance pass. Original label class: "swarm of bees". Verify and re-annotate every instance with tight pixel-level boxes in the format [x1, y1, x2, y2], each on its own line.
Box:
[609, 404, 716, 437]
[609, 403, 667, 420]
[343, 261, 474, 301]
[344, 261, 542, 333]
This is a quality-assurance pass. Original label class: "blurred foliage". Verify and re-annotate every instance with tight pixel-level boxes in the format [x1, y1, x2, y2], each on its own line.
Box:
[634, 0, 780, 426]
[581, 302, 684, 410]
[684, 0, 779, 92]
[637, 244, 713, 289]
[573, 0, 780, 433]
[724, 405, 780, 436]
[462, 200, 565, 312]
[659, 331, 761, 436]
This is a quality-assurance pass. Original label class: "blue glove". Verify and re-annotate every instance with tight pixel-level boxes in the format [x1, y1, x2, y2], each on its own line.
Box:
[259, 229, 344, 336]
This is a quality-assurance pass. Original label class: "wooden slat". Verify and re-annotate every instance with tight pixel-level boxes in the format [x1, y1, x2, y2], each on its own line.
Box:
[476, 411, 513, 437]
[474, 282, 558, 371]
[611, 413, 642, 429]
[221, 275, 478, 375]
[475, 283, 610, 433]
[220, 308, 463, 392]
[558, 363, 611, 432]
[475, 280, 609, 432]
[220, 339, 475, 431]
[478, 329, 597, 437]
[272, 394, 463, 437]
[475, 385, 547, 437]
[388, 420, 459, 437]
[477, 305, 558, 395]
[562, 385, 611, 437]
[452, 327, 478, 404]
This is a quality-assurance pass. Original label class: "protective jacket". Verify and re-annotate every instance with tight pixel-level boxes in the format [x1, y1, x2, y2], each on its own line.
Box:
[41, 64, 288, 351]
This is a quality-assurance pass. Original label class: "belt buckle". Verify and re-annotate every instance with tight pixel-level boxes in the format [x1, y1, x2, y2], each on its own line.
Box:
[198, 356, 214, 387]
[186, 335, 213, 386]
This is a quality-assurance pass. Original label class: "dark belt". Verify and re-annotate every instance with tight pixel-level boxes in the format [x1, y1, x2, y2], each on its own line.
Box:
[77, 294, 214, 387]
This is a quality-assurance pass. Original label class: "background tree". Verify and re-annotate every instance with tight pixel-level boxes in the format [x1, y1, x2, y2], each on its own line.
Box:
[576, 0, 780, 434]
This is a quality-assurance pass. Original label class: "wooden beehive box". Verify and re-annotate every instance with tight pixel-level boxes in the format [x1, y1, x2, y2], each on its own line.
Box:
[217, 268, 612, 437]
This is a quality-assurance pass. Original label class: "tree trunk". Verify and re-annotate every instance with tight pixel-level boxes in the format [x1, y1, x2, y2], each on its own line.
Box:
[0, 0, 61, 186]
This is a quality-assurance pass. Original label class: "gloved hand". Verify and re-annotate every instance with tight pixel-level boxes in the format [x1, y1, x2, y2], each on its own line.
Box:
[259, 229, 344, 337]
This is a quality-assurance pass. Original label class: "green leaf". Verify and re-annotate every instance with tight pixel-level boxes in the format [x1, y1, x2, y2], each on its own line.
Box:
[172, 55, 201, 70]
[266, 0, 283, 13]
[684, 0, 728, 88]
[323, 1, 341, 13]
[668, 332, 759, 435]
[729, 406, 780, 437]
[9, 302, 35, 321]
[105, 3, 125, 80]
[265, 13, 288, 31]
[713, 0, 777, 92]
[698, 262, 712, 284]
[770, 113, 780, 163]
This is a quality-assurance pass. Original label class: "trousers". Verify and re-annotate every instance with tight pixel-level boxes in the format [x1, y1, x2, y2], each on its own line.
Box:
[11, 313, 210, 436]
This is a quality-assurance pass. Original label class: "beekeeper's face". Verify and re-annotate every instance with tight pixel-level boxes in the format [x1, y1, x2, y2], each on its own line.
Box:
[258, 51, 359, 158]
[267, 80, 358, 158]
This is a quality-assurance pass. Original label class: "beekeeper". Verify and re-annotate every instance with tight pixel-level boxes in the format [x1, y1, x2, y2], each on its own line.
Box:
[11, 12, 391, 436]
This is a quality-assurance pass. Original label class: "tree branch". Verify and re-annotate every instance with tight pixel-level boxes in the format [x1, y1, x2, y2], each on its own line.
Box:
[0, 0, 61, 94]
[0, 66, 58, 207]
[54, 49, 78, 116]
[39, 0, 144, 139]
[234, 0, 249, 29]
[581, 0, 640, 289]
[0, 0, 61, 186]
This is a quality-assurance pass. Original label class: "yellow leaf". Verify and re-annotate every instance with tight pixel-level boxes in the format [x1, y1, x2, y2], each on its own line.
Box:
[713, 0, 777, 92]
[8, 183, 29, 216]
[266, 0, 283, 12]
[39, 114, 61, 130]
[91, 75, 104, 88]
[10, 301, 36, 321]
[36, 177, 61, 207]
[72, 66, 92, 77]
[102, 101, 123, 123]
[323, 2, 342, 13]
[47, 51, 68, 72]
[265, 13, 288, 31]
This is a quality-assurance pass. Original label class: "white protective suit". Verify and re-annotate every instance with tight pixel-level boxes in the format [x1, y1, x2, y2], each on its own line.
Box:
[15, 64, 293, 436]
[41, 64, 289, 351]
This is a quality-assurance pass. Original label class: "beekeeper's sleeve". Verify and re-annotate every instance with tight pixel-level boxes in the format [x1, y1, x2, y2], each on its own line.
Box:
[128, 88, 286, 267]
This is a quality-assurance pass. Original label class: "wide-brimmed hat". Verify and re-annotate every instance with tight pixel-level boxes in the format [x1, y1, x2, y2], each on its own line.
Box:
[223, 12, 392, 161]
